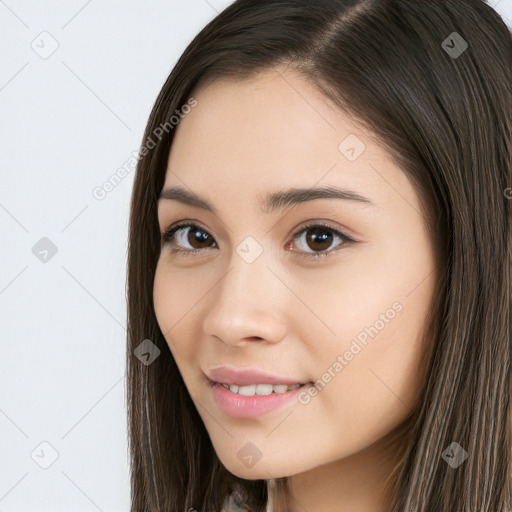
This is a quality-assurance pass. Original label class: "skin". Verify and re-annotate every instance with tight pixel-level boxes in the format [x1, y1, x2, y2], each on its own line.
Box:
[153, 67, 438, 512]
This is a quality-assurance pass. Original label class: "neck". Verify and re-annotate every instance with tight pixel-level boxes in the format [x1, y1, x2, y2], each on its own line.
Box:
[269, 421, 410, 512]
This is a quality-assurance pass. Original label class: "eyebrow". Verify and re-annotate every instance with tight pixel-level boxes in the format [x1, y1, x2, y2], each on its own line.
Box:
[158, 186, 375, 215]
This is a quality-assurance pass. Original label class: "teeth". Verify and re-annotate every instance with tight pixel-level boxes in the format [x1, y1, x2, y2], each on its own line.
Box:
[220, 382, 304, 396]
[239, 384, 256, 396]
[255, 384, 273, 395]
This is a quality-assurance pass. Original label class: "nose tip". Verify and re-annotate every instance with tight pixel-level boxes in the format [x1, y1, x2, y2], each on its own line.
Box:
[204, 313, 288, 347]
[201, 254, 291, 346]
[203, 301, 289, 347]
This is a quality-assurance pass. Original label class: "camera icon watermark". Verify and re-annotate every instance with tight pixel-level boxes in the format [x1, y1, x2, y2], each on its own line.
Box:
[236, 236, 263, 264]
[134, 339, 161, 366]
[32, 237, 58, 263]
[441, 441, 469, 468]
[31, 31, 59, 59]
[31, 441, 59, 469]
[338, 134, 366, 162]
[237, 442, 262, 468]
[442, 32, 468, 59]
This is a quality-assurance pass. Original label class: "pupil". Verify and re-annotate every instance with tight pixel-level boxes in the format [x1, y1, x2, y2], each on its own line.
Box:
[308, 227, 332, 251]
[189, 228, 211, 248]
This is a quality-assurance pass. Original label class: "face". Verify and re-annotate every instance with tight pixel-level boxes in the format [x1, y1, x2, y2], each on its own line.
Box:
[153, 67, 438, 480]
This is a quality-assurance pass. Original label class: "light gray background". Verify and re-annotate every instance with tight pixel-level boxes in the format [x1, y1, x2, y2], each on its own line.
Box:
[1, 1, 511, 511]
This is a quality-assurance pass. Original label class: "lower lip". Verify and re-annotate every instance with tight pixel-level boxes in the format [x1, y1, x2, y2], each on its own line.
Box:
[209, 380, 311, 418]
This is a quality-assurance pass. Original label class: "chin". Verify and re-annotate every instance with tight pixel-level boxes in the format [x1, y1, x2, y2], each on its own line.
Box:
[217, 450, 297, 481]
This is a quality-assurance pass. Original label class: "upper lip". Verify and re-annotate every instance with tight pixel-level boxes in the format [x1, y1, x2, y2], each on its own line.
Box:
[206, 366, 307, 386]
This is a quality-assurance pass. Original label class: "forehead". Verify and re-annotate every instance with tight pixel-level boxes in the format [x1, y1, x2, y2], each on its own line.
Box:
[161, 68, 410, 216]
[169, 69, 355, 166]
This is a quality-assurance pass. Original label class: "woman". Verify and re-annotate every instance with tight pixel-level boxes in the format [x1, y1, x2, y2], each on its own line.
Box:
[126, 1, 512, 510]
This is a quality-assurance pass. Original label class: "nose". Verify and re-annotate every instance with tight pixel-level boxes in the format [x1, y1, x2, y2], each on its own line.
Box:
[202, 249, 290, 347]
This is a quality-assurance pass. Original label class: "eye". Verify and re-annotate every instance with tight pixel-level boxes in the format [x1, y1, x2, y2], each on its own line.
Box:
[162, 222, 216, 254]
[161, 221, 356, 259]
[287, 222, 355, 258]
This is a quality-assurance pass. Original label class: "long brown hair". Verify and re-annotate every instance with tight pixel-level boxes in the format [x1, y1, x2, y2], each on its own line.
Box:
[126, 1, 512, 510]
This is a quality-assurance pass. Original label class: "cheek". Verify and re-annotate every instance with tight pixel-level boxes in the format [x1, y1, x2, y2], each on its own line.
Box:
[153, 263, 172, 339]
[312, 311, 426, 454]
[296, 238, 435, 443]
[287, 250, 415, 358]
[153, 262, 198, 361]
[304, 226, 435, 355]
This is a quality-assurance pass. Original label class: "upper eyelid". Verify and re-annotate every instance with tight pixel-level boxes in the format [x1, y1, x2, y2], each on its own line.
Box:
[163, 219, 349, 236]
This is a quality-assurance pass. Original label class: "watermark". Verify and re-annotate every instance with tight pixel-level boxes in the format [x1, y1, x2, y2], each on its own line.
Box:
[441, 442, 469, 469]
[442, 32, 468, 59]
[237, 442, 263, 468]
[338, 133, 366, 162]
[92, 151, 139, 201]
[30, 441, 59, 469]
[298, 301, 403, 405]
[31, 31, 59, 59]
[236, 236, 264, 264]
[32, 237, 58, 263]
[134, 339, 161, 366]
[92, 97, 198, 201]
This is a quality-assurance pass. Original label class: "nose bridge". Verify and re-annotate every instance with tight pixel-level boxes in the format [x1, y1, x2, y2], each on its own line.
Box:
[216, 242, 273, 313]
[202, 242, 289, 343]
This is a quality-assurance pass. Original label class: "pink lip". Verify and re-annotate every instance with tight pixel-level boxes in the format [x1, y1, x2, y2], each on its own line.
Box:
[206, 365, 306, 386]
[208, 380, 311, 418]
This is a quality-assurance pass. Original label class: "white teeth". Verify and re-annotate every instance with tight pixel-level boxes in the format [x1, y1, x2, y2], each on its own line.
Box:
[238, 384, 256, 396]
[255, 384, 273, 395]
[220, 383, 304, 396]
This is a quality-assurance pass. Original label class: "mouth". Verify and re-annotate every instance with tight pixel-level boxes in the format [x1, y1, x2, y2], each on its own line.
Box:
[206, 365, 310, 387]
[209, 380, 309, 396]
[206, 377, 314, 418]
[204, 366, 313, 417]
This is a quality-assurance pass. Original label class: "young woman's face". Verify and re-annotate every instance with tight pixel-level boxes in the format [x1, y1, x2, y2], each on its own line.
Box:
[153, 68, 438, 480]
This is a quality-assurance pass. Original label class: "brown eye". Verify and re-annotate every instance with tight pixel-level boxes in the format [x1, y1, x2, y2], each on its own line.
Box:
[162, 221, 355, 259]
[300, 227, 334, 252]
[289, 224, 354, 258]
[163, 224, 216, 251]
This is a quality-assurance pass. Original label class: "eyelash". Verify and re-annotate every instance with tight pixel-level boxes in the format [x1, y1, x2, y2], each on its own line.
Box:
[162, 221, 356, 260]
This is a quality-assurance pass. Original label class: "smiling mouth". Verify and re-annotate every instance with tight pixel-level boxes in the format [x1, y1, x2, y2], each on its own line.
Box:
[207, 378, 314, 418]
[216, 382, 309, 396]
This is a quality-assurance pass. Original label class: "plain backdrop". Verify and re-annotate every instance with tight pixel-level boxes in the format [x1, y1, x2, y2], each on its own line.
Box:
[1, 1, 511, 511]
